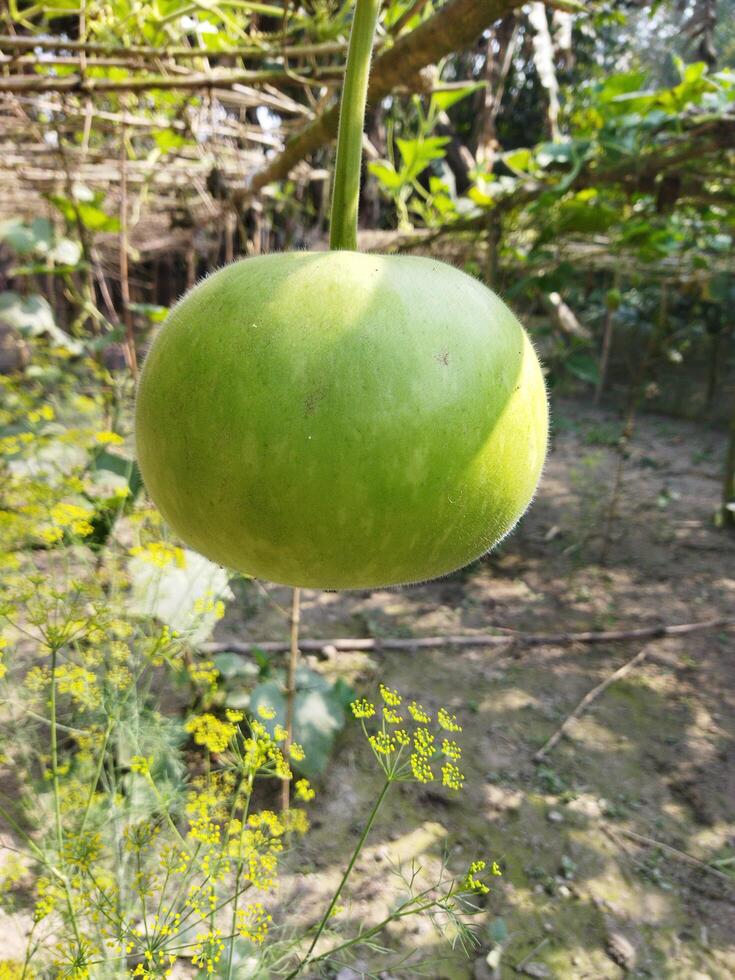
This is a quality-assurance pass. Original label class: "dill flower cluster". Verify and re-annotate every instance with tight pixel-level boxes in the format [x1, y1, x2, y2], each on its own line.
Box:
[351, 683, 466, 790]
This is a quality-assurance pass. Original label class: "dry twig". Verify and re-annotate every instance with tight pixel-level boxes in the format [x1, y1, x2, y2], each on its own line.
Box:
[533, 646, 651, 761]
[203, 616, 734, 656]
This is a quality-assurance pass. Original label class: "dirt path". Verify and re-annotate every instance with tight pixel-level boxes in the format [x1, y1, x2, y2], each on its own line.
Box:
[216, 399, 735, 978]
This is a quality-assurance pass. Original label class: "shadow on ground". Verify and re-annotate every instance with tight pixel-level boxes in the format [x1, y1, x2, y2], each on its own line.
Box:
[216, 399, 735, 978]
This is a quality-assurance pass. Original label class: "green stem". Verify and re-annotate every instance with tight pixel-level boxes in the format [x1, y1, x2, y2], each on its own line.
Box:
[285, 778, 391, 978]
[329, 0, 381, 251]
[79, 717, 113, 836]
[225, 772, 255, 980]
[49, 646, 82, 947]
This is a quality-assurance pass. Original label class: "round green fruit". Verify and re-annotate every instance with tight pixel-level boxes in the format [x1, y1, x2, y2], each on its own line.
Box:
[135, 251, 548, 589]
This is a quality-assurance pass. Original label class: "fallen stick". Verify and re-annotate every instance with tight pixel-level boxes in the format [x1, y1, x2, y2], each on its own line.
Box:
[203, 616, 734, 656]
[533, 646, 651, 761]
[610, 827, 735, 889]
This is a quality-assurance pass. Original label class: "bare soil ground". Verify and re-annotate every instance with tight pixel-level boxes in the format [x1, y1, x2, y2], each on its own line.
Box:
[215, 398, 735, 979]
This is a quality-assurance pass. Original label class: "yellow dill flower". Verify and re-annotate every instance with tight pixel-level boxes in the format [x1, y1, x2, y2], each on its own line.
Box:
[188, 815, 221, 846]
[70, 519, 94, 537]
[369, 731, 396, 755]
[269, 746, 292, 780]
[437, 707, 462, 732]
[248, 810, 284, 836]
[237, 902, 272, 944]
[394, 728, 410, 746]
[383, 706, 403, 725]
[53, 937, 93, 979]
[350, 698, 375, 719]
[0, 960, 34, 979]
[186, 713, 236, 754]
[225, 708, 244, 723]
[407, 701, 431, 723]
[93, 430, 123, 445]
[273, 724, 288, 741]
[129, 756, 153, 776]
[251, 718, 270, 740]
[45, 501, 95, 539]
[441, 739, 462, 761]
[289, 742, 305, 762]
[129, 542, 186, 569]
[282, 808, 310, 834]
[39, 526, 63, 544]
[492, 860, 502, 876]
[188, 660, 219, 688]
[55, 664, 100, 708]
[191, 929, 225, 974]
[379, 683, 402, 707]
[441, 762, 464, 791]
[463, 860, 490, 894]
[242, 736, 268, 770]
[410, 753, 434, 783]
[28, 405, 54, 423]
[413, 727, 435, 757]
[294, 778, 315, 802]
[257, 704, 277, 720]
[62, 833, 101, 873]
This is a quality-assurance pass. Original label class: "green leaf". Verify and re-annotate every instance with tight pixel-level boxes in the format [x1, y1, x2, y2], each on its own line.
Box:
[368, 160, 404, 191]
[504, 148, 533, 173]
[598, 71, 647, 103]
[396, 136, 450, 181]
[153, 129, 187, 153]
[0, 217, 54, 256]
[430, 81, 485, 114]
[49, 193, 120, 233]
[212, 651, 260, 680]
[250, 667, 353, 777]
[92, 449, 142, 499]
[128, 302, 169, 324]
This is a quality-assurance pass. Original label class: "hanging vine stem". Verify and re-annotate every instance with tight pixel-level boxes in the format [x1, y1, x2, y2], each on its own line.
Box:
[329, 0, 382, 251]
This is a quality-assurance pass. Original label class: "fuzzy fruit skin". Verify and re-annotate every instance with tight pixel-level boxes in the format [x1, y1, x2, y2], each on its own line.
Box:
[135, 251, 548, 588]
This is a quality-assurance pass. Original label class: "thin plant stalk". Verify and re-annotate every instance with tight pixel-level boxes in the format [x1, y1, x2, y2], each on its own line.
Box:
[285, 778, 391, 978]
[49, 645, 83, 946]
[282, 586, 301, 810]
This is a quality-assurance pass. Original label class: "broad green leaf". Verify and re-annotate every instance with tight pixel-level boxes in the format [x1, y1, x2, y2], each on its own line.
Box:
[92, 449, 143, 499]
[504, 148, 533, 173]
[212, 651, 260, 680]
[0, 217, 54, 256]
[598, 71, 647, 103]
[127, 548, 233, 645]
[250, 667, 353, 777]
